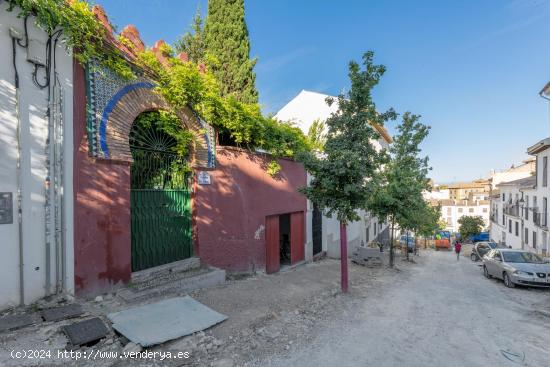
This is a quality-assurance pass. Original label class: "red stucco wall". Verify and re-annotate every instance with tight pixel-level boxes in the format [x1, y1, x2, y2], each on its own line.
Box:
[195, 147, 307, 272]
[73, 61, 131, 295]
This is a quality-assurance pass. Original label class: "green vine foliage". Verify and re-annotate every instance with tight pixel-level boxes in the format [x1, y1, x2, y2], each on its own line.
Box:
[7, 0, 310, 174]
[136, 48, 311, 172]
[131, 111, 192, 188]
[7, 0, 134, 79]
[133, 111, 194, 158]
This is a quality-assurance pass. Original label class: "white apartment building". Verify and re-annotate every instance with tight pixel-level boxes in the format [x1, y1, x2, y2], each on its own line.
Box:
[489, 138, 550, 255]
[439, 199, 490, 234]
[526, 138, 550, 255]
[489, 158, 535, 189]
[276, 90, 392, 258]
[490, 176, 535, 249]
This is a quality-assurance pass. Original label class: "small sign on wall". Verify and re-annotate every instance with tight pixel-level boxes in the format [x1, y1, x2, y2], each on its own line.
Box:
[198, 171, 211, 185]
[0, 192, 13, 224]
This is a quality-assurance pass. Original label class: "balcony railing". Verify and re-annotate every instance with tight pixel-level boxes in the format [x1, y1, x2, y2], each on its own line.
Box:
[504, 204, 520, 217]
[534, 212, 548, 228]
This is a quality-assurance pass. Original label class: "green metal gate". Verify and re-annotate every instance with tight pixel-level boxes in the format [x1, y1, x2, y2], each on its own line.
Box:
[129, 114, 192, 272]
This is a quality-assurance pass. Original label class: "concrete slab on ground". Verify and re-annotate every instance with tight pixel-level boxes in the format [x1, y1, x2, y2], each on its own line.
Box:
[352, 247, 385, 267]
[40, 304, 83, 322]
[0, 313, 40, 332]
[108, 296, 227, 347]
[62, 317, 109, 346]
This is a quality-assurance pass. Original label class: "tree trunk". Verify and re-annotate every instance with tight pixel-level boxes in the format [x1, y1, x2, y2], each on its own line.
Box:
[340, 222, 348, 293]
[389, 218, 395, 268]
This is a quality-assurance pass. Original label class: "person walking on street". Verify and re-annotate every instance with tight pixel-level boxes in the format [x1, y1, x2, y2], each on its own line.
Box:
[454, 240, 462, 261]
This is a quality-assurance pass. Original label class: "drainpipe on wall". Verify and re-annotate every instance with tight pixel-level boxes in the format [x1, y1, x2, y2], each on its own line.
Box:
[10, 28, 25, 305]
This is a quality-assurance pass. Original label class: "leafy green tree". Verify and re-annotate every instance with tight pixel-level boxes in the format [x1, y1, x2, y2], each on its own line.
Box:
[174, 8, 206, 63]
[458, 215, 485, 240]
[398, 198, 439, 260]
[299, 51, 396, 291]
[368, 112, 431, 267]
[204, 0, 258, 104]
[414, 203, 441, 250]
[307, 119, 326, 151]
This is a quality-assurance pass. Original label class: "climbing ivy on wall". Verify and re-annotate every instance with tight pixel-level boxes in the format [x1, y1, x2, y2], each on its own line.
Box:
[7, 0, 134, 79]
[6, 0, 311, 174]
[136, 48, 311, 174]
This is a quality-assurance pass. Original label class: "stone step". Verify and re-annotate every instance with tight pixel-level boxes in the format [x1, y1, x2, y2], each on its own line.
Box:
[118, 267, 226, 304]
[131, 257, 201, 284]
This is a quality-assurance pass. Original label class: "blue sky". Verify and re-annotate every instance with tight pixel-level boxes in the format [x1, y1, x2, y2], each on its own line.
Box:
[95, 0, 550, 183]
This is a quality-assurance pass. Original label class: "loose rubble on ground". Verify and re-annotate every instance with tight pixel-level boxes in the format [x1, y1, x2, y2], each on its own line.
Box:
[0, 253, 416, 367]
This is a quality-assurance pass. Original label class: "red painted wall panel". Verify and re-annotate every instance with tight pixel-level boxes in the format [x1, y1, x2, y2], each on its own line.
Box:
[265, 215, 280, 274]
[290, 211, 305, 264]
[73, 60, 131, 295]
[195, 147, 307, 272]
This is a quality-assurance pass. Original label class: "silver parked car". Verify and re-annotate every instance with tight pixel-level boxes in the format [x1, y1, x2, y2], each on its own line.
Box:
[470, 241, 506, 261]
[482, 249, 550, 288]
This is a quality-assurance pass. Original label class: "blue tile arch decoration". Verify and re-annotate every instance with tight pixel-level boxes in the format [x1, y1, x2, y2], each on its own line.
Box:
[190, 108, 216, 168]
[99, 82, 155, 158]
[96, 80, 215, 167]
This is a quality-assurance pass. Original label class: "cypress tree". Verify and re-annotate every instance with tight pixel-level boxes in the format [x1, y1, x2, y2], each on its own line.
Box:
[204, 0, 258, 104]
[174, 8, 206, 64]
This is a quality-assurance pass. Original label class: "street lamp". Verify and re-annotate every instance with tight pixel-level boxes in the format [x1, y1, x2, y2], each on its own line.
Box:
[540, 81, 550, 101]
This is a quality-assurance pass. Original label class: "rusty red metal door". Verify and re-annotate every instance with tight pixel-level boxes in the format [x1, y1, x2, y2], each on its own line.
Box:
[290, 211, 305, 264]
[265, 215, 280, 274]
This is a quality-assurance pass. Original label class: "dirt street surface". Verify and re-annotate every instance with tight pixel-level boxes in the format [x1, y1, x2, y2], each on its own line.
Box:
[0, 257, 405, 367]
[251, 251, 550, 367]
[1, 251, 549, 366]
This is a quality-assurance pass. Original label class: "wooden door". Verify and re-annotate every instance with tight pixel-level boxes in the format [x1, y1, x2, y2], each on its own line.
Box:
[265, 215, 280, 274]
[290, 211, 305, 264]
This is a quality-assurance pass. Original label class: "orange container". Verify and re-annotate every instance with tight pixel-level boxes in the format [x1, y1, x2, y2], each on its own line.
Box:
[435, 239, 450, 250]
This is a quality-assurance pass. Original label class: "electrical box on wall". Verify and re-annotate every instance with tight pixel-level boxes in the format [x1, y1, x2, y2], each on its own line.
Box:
[27, 39, 46, 66]
[0, 193, 13, 224]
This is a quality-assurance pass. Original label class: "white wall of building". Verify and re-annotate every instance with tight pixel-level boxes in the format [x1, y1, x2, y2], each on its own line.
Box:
[321, 209, 386, 259]
[441, 203, 490, 234]
[423, 189, 449, 200]
[496, 184, 523, 249]
[280, 90, 390, 259]
[489, 194, 506, 245]
[0, 4, 74, 310]
[520, 186, 539, 253]
[490, 160, 535, 189]
[275, 90, 339, 134]
[526, 146, 550, 254]
[489, 142, 550, 255]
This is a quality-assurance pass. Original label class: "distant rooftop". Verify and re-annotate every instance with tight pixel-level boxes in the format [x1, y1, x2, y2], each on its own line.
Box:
[527, 137, 550, 155]
[434, 199, 490, 206]
[446, 179, 490, 189]
[496, 175, 536, 189]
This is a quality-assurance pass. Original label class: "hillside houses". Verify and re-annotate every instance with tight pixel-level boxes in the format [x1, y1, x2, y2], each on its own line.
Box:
[489, 139, 550, 255]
